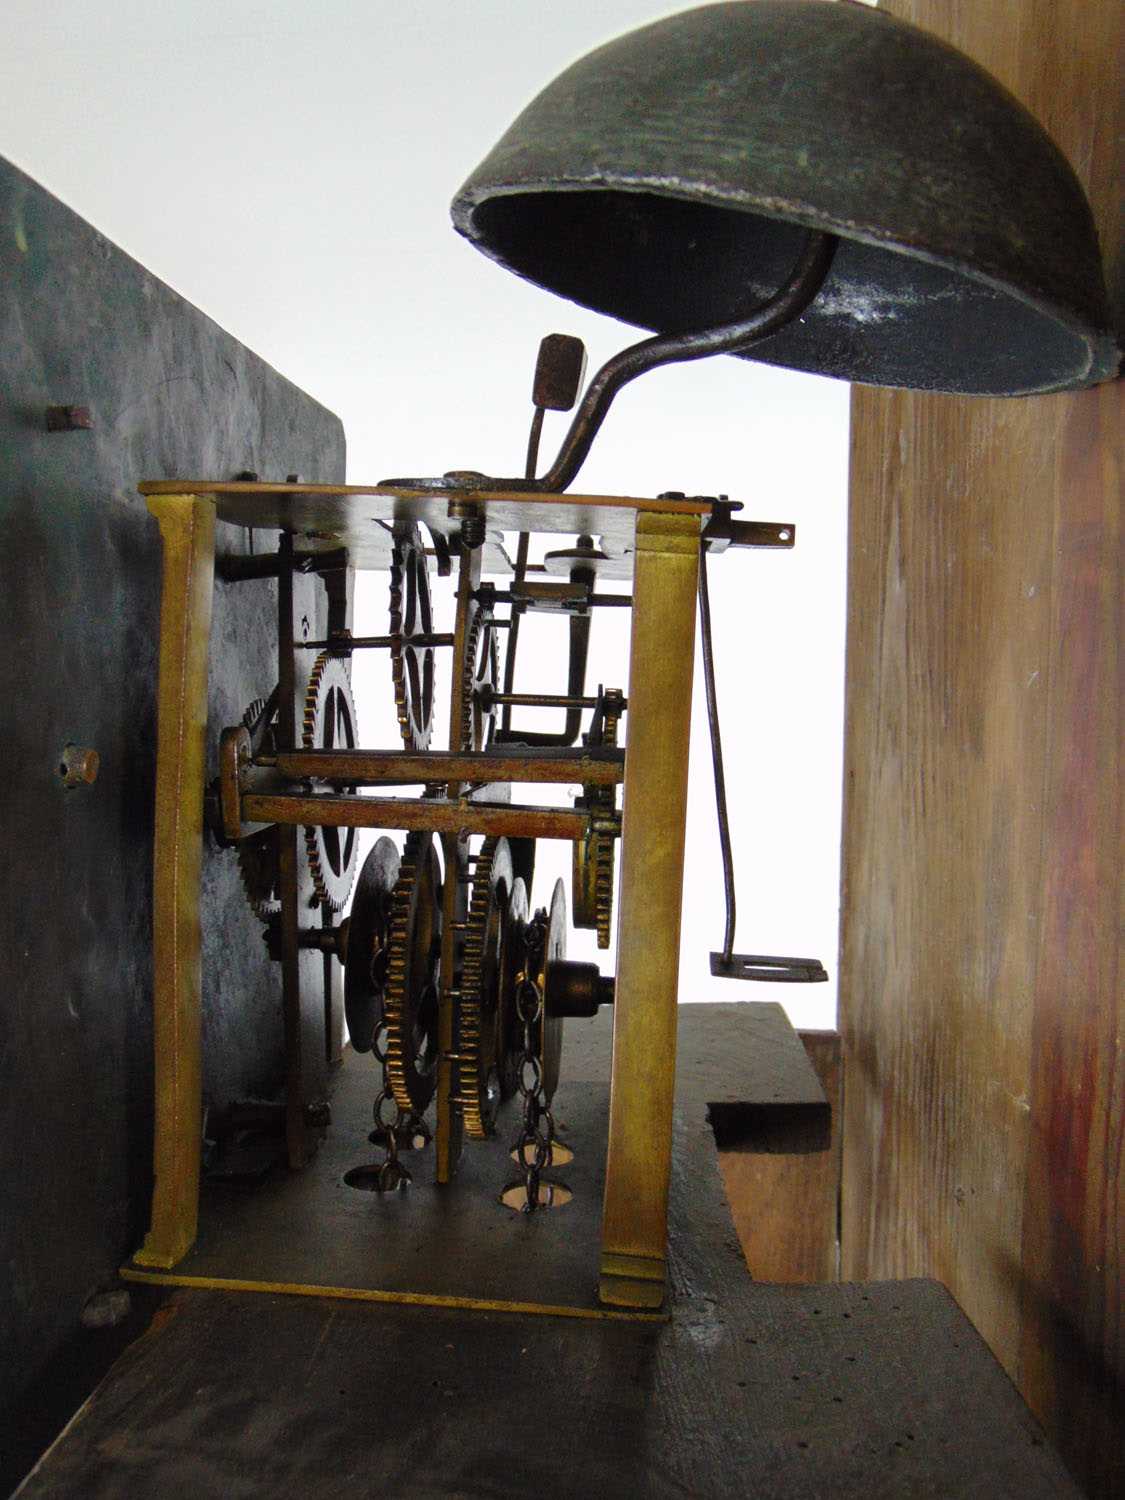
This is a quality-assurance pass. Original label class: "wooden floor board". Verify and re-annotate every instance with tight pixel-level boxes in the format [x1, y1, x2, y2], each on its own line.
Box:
[18, 1005, 1079, 1498]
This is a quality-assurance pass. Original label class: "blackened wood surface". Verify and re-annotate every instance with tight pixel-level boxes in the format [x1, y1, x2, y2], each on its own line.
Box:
[17, 1284, 1075, 1496]
[840, 4, 1122, 1495]
[16, 1007, 1077, 1495]
[124, 1004, 822, 1311]
[0, 155, 343, 1420]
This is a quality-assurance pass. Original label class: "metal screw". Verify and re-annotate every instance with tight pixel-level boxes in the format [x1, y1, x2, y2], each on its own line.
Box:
[59, 744, 99, 787]
[46, 405, 93, 432]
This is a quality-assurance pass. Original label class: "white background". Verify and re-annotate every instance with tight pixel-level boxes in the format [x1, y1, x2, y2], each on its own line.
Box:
[2, 1, 849, 1028]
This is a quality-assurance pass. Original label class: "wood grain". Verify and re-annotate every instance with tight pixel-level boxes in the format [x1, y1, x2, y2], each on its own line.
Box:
[840, 3, 1121, 1494]
[719, 1030, 842, 1284]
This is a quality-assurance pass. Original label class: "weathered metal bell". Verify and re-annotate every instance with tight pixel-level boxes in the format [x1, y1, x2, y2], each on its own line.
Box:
[452, 1, 1116, 395]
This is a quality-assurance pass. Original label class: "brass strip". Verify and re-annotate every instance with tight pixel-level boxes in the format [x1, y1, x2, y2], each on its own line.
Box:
[266, 748, 624, 786]
[134, 495, 216, 1269]
[598, 511, 701, 1309]
[138, 479, 711, 520]
[120, 1267, 669, 1324]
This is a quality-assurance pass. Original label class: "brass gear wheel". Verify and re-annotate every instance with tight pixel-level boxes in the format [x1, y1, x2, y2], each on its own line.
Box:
[389, 526, 436, 751]
[461, 607, 500, 752]
[384, 831, 443, 1113]
[343, 836, 401, 1054]
[236, 693, 281, 918]
[237, 826, 281, 919]
[302, 652, 360, 912]
[459, 838, 514, 1139]
[572, 693, 620, 948]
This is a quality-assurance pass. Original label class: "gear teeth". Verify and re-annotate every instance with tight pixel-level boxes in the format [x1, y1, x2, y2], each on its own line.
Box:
[235, 694, 281, 918]
[237, 827, 281, 919]
[302, 651, 359, 912]
[460, 609, 499, 753]
[383, 832, 438, 1114]
[389, 529, 435, 752]
[594, 834, 615, 949]
[572, 696, 619, 948]
[459, 837, 507, 1139]
[242, 697, 268, 732]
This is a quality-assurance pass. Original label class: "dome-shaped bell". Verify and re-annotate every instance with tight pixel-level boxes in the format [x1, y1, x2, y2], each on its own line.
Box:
[452, 0, 1116, 396]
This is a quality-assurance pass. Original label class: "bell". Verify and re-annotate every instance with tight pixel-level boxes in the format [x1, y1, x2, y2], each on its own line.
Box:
[452, 0, 1116, 396]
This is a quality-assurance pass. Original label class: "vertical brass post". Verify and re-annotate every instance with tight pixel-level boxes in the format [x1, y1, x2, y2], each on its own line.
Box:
[598, 510, 700, 1308]
[135, 495, 216, 1268]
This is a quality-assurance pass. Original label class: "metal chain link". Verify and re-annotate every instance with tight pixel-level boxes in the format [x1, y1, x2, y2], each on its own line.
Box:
[510, 911, 557, 1212]
[369, 1021, 411, 1191]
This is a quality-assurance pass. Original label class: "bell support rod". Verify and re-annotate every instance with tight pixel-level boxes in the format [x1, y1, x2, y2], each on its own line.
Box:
[381, 231, 837, 496]
[534, 230, 837, 493]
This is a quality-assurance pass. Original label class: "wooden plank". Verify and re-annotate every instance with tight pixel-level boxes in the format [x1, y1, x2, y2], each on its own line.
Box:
[839, 4, 1122, 1494]
[122, 1004, 819, 1314]
[718, 1030, 842, 1284]
[18, 1279, 1079, 1498]
[26, 1017, 1076, 1498]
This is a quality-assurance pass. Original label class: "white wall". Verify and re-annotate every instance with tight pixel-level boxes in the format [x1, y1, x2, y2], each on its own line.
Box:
[2, 1, 848, 1028]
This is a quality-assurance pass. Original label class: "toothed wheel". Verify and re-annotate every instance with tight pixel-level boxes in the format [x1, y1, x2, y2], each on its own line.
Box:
[573, 827, 616, 949]
[237, 826, 282, 919]
[236, 692, 282, 917]
[461, 607, 500, 752]
[459, 838, 514, 1138]
[343, 837, 401, 1054]
[572, 695, 619, 949]
[302, 652, 359, 911]
[389, 526, 436, 751]
[385, 832, 443, 1113]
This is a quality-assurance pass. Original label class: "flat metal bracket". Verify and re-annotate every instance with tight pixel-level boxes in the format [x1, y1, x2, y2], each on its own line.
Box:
[710, 953, 828, 983]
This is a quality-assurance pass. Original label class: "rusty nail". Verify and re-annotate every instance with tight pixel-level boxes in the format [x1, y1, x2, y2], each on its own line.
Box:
[46, 405, 93, 432]
[59, 744, 100, 787]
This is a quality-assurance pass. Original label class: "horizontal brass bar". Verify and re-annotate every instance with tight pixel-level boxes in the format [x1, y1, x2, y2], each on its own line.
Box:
[242, 792, 602, 841]
[261, 749, 624, 787]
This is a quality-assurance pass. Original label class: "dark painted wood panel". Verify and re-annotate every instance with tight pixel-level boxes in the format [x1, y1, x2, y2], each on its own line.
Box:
[122, 1003, 824, 1312]
[18, 1279, 1081, 1500]
[0, 155, 344, 1421]
[16, 1002, 1074, 1497]
[840, 3, 1121, 1494]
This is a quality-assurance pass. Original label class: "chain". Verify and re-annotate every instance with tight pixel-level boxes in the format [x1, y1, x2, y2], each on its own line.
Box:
[369, 1021, 412, 1191]
[510, 910, 558, 1212]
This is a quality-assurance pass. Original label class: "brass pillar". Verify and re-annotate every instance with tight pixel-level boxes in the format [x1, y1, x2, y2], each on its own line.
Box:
[598, 510, 700, 1307]
[135, 494, 215, 1268]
